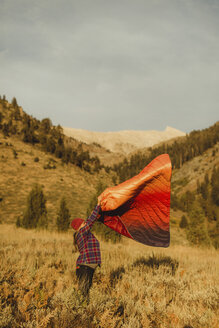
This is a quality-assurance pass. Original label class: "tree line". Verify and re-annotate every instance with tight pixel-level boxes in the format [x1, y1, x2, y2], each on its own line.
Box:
[16, 184, 71, 231]
[0, 96, 102, 173]
[113, 122, 219, 183]
[16, 183, 120, 242]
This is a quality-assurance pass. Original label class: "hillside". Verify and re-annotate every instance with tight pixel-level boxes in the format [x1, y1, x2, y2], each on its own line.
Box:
[0, 133, 115, 225]
[166, 142, 219, 213]
[0, 130, 186, 245]
[171, 143, 219, 195]
[0, 96, 116, 226]
[63, 126, 186, 154]
[0, 95, 219, 248]
[0, 97, 122, 167]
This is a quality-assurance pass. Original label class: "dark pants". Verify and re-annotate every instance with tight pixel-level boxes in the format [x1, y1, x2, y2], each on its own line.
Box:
[76, 265, 95, 298]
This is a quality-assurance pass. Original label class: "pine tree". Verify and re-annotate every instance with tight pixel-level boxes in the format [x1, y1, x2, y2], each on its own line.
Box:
[56, 197, 71, 231]
[13, 106, 21, 120]
[40, 118, 52, 134]
[22, 184, 48, 229]
[12, 97, 18, 108]
[186, 202, 211, 246]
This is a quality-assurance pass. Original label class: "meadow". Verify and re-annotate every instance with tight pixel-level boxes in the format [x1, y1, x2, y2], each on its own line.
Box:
[0, 224, 218, 328]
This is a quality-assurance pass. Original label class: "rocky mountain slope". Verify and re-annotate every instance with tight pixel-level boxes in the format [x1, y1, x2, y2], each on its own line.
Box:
[63, 126, 186, 154]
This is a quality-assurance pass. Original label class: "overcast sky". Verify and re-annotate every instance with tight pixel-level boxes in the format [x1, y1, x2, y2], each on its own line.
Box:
[1, 0, 219, 132]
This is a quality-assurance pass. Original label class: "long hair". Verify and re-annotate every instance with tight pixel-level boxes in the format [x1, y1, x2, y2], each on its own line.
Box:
[73, 231, 78, 252]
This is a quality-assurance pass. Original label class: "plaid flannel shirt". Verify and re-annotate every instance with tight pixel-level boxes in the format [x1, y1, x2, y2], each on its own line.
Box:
[75, 205, 101, 267]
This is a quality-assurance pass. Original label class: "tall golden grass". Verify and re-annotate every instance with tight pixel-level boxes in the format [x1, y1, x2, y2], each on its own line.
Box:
[0, 224, 218, 328]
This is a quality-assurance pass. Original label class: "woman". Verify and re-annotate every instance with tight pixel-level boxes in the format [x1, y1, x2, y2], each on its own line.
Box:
[71, 205, 101, 299]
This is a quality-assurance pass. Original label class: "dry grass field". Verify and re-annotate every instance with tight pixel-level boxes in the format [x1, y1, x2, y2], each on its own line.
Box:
[1, 124, 219, 327]
[0, 224, 218, 328]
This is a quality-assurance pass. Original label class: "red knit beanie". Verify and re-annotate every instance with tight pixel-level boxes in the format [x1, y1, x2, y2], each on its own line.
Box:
[71, 218, 84, 230]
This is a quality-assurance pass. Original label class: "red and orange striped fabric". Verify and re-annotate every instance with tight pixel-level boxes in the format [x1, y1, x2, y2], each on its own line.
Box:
[98, 154, 172, 247]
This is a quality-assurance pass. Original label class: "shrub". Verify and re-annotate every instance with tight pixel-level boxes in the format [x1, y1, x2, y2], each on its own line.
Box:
[109, 266, 125, 287]
[133, 254, 179, 276]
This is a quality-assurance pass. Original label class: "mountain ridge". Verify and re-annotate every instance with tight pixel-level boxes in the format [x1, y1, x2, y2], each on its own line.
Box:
[63, 126, 186, 154]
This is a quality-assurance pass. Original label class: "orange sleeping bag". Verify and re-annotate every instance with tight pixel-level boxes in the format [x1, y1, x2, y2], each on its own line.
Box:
[98, 154, 172, 247]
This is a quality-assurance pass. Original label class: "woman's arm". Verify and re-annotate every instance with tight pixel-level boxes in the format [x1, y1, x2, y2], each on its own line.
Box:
[79, 205, 101, 234]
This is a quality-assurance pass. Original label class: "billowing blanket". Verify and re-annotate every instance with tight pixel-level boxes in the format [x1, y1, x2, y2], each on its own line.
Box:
[98, 154, 172, 247]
